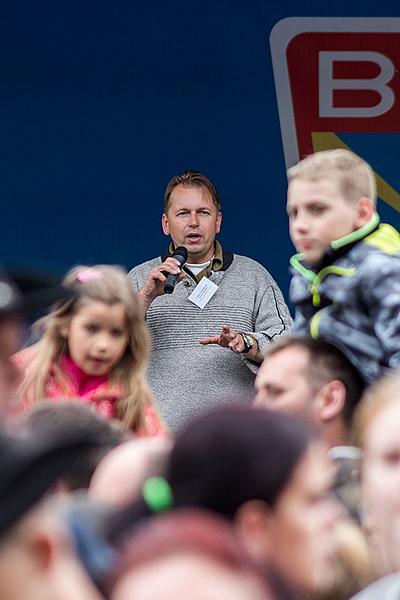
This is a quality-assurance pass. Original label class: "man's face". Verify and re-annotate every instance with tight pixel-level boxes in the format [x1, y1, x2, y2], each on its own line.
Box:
[0, 316, 23, 417]
[362, 402, 400, 572]
[162, 185, 222, 264]
[254, 346, 318, 422]
[287, 178, 363, 264]
[266, 442, 341, 594]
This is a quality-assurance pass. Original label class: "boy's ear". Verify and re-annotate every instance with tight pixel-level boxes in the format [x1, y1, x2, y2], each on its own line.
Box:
[355, 196, 375, 228]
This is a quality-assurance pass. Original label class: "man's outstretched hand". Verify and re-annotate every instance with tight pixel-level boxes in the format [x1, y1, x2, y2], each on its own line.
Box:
[199, 325, 263, 363]
[199, 324, 245, 352]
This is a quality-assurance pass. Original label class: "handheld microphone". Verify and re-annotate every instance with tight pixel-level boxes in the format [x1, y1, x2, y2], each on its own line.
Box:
[164, 246, 188, 294]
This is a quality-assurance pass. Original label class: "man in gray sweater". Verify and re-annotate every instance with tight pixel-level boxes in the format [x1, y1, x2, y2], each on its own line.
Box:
[128, 169, 292, 431]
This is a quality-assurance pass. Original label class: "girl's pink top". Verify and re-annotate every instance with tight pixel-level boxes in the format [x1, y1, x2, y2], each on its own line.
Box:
[14, 349, 166, 437]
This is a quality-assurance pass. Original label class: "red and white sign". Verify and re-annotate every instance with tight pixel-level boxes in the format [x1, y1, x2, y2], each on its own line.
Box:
[270, 18, 400, 168]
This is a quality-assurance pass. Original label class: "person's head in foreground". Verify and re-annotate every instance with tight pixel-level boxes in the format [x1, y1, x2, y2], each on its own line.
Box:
[90, 436, 172, 506]
[16, 400, 126, 491]
[355, 370, 400, 576]
[108, 406, 341, 596]
[0, 427, 104, 600]
[254, 336, 365, 448]
[109, 508, 285, 600]
[287, 149, 376, 265]
[0, 267, 71, 418]
[254, 337, 367, 529]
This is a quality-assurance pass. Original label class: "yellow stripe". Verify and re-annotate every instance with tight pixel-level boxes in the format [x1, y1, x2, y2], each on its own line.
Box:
[310, 266, 356, 307]
[311, 132, 400, 213]
[309, 307, 330, 339]
[364, 223, 400, 254]
[310, 310, 322, 339]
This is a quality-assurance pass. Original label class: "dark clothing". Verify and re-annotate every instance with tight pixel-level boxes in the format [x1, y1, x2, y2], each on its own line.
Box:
[290, 214, 400, 382]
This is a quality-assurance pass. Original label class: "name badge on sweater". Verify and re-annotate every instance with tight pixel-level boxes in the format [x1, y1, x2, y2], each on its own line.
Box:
[188, 277, 218, 309]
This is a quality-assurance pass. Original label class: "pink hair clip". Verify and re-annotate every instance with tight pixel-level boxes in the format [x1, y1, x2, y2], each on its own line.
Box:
[76, 268, 103, 283]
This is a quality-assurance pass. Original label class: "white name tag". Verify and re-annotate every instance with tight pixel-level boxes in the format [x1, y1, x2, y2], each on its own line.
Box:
[188, 277, 218, 309]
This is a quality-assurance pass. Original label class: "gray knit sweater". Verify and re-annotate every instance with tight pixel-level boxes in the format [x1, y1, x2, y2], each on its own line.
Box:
[129, 253, 292, 431]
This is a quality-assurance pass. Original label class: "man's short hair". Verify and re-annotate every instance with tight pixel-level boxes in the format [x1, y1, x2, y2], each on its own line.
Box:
[287, 149, 377, 206]
[163, 169, 221, 214]
[266, 336, 366, 425]
[0, 423, 105, 537]
[18, 401, 125, 490]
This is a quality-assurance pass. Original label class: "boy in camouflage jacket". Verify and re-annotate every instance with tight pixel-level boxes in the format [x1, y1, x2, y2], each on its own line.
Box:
[287, 148, 400, 383]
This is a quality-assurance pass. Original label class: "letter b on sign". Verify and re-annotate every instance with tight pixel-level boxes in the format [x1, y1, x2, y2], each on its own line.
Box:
[319, 51, 395, 118]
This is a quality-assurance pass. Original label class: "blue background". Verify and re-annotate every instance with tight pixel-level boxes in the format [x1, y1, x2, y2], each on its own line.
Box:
[2, 1, 400, 303]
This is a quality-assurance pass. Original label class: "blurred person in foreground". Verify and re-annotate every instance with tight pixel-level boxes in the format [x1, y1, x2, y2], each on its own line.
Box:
[0, 269, 106, 598]
[0, 426, 105, 600]
[108, 509, 285, 600]
[350, 372, 400, 599]
[254, 336, 365, 519]
[15, 400, 127, 491]
[89, 436, 172, 505]
[254, 337, 374, 598]
[254, 337, 364, 449]
[105, 406, 342, 598]
[0, 266, 70, 419]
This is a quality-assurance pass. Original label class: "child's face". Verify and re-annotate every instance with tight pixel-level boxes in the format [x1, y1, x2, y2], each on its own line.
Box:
[287, 177, 364, 264]
[63, 301, 129, 376]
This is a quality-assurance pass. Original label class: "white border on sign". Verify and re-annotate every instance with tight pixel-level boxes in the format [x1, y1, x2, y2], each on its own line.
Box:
[269, 17, 400, 169]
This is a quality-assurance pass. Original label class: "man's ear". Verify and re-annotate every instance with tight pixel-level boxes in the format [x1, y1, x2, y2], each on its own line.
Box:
[215, 211, 222, 235]
[22, 516, 59, 573]
[317, 379, 346, 422]
[161, 213, 170, 236]
[234, 500, 275, 562]
[30, 532, 54, 571]
[355, 197, 375, 228]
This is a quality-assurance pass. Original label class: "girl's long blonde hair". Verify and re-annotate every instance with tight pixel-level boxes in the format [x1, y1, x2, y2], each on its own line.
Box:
[18, 265, 154, 431]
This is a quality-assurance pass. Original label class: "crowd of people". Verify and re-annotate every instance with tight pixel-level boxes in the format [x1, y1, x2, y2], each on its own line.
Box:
[1, 148, 400, 599]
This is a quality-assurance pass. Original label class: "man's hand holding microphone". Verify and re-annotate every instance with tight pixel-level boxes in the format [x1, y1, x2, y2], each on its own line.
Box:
[137, 247, 188, 314]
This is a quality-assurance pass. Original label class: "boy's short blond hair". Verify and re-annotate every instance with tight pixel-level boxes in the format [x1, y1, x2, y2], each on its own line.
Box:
[287, 149, 377, 206]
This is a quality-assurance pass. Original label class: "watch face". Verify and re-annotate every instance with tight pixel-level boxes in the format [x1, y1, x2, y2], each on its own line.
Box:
[242, 334, 254, 353]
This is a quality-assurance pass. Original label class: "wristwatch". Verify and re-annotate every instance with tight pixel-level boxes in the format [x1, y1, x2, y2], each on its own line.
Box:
[241, 333, 254, 354]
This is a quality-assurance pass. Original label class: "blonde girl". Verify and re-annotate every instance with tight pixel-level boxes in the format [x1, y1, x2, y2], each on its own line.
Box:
[15, 265, 165, 436]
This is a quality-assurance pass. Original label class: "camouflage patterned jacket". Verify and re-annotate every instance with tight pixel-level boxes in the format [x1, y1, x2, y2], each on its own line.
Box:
[290, 214, 400, 383]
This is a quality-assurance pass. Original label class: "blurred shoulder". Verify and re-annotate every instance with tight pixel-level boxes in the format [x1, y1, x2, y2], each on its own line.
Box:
[350, 573, 400, 600]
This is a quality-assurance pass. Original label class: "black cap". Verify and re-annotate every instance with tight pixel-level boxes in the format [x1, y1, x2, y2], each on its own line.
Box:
[0, 267, 73, 318]
[0, 427, 103, 536]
